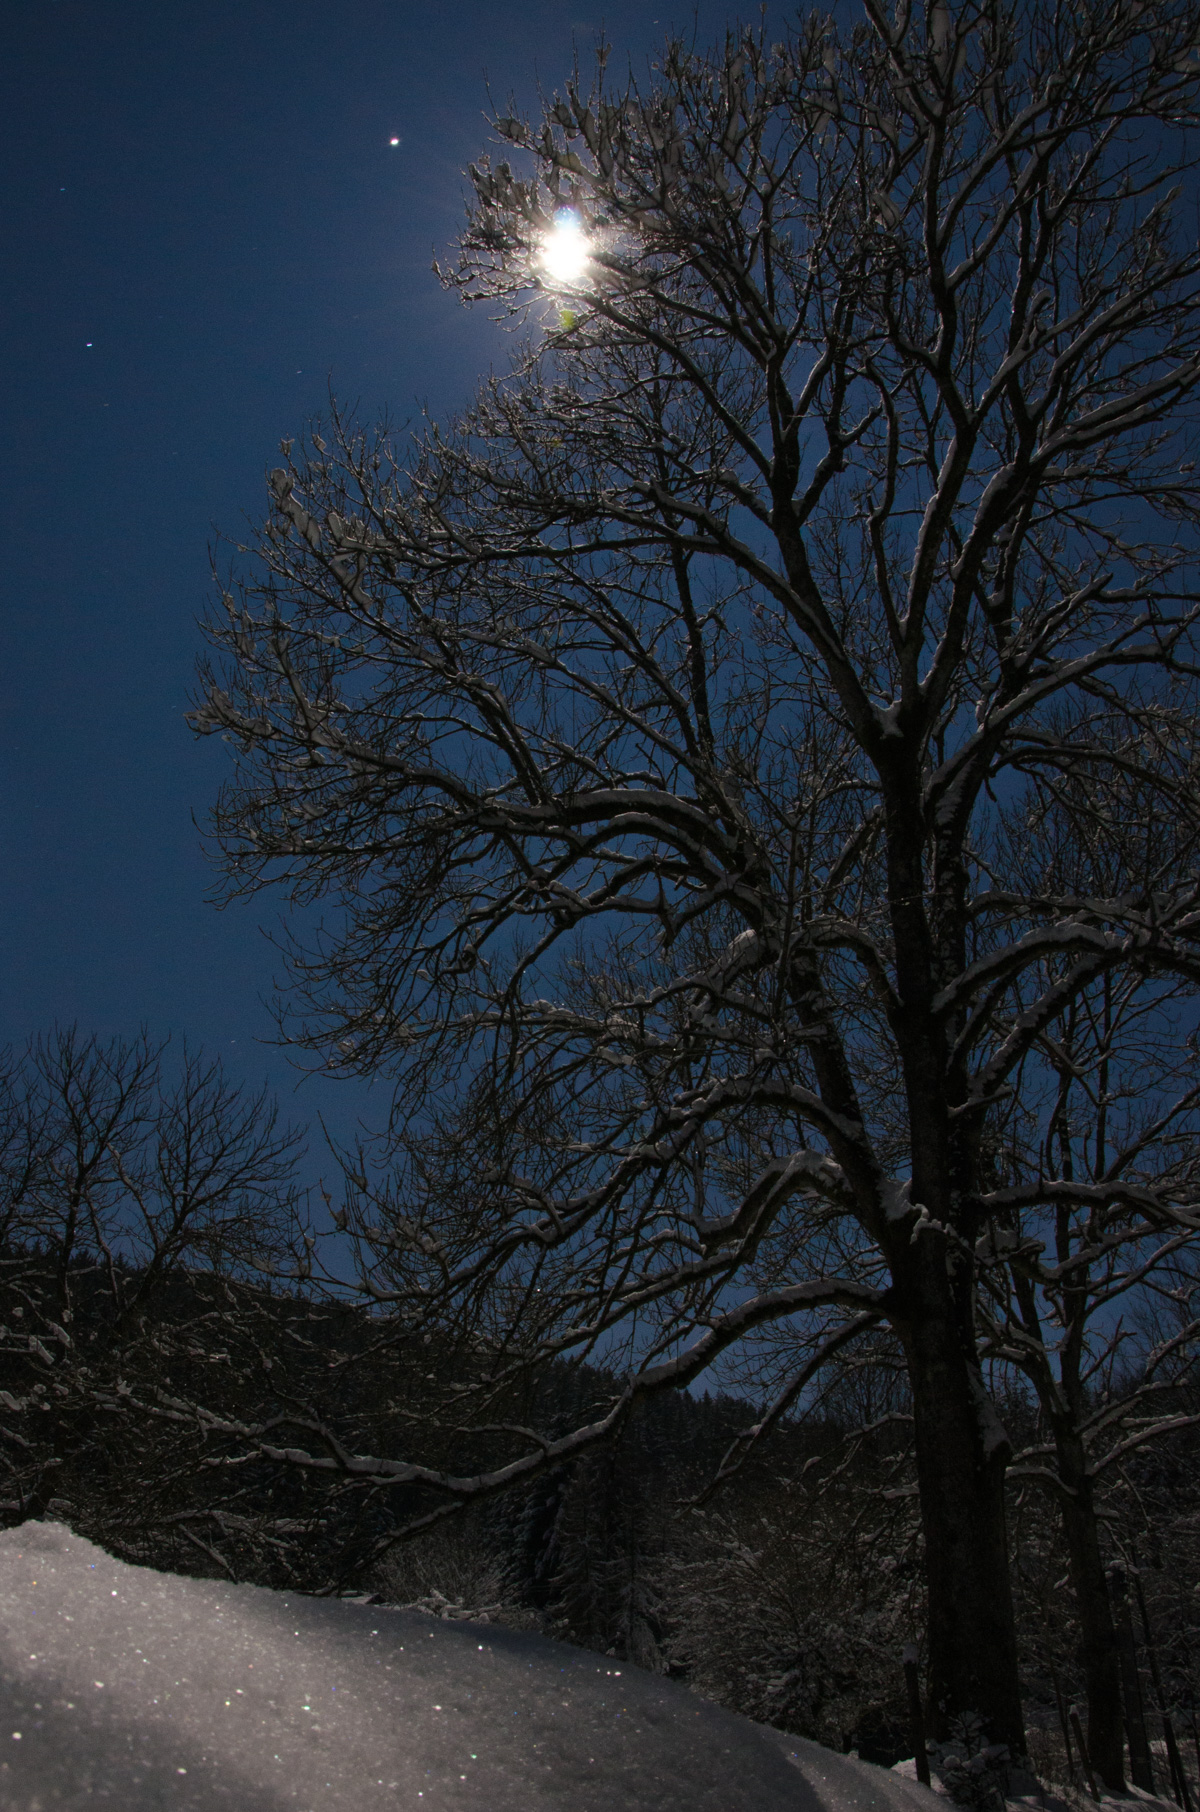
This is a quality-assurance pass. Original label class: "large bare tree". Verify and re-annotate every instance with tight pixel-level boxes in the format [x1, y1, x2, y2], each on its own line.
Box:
[194, 0, 1200, 1749]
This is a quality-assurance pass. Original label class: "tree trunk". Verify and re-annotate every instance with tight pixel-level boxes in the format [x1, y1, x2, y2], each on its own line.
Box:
[1111, 1566, 1157, 1793]
[893, 1245, 1026, 1753]
[1055, 1435, 1127, 1790]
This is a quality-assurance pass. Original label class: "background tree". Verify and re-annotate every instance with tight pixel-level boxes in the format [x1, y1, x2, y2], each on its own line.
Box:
[976, 966, 1200, 1787]
[0, 1026, 310, 1563]
[194, 0, 1200, 1749]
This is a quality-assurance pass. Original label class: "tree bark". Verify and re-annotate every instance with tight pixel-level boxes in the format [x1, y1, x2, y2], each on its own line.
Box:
[1055, 1434, 1127, 1790]
[893, 1243, 1026, 1752]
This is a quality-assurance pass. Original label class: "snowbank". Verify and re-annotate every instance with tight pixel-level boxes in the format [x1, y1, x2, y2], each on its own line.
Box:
[0, 1521, 939, 1811]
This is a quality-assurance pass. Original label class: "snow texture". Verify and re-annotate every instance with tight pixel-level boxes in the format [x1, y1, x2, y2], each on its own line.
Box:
[0, 1522, 940, 1812]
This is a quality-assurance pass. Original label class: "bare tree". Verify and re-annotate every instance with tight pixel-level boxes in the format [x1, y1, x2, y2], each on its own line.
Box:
[976, 964, 1200, 1786]
[0, 1027, 309, 1552]
[193, 0, 1200, 1749]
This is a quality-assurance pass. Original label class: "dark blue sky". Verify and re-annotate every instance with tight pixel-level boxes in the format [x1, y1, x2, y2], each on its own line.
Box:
[2, 0, 747, 1162]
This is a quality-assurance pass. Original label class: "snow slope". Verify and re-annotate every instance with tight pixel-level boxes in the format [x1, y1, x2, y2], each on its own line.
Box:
[0, 1521, 938, 1811]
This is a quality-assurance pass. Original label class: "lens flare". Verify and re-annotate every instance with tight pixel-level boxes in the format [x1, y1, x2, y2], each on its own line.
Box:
[541, 212, 590, 286]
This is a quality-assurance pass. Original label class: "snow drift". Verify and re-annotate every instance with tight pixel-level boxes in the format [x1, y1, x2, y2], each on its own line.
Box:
[0, 1521, 939, 1810]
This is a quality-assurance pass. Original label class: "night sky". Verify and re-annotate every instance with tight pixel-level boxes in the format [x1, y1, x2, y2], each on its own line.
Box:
[2, 0, 747, 1162]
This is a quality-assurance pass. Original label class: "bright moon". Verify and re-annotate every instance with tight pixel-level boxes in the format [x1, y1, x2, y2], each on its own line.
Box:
[541, 212, 590, 286]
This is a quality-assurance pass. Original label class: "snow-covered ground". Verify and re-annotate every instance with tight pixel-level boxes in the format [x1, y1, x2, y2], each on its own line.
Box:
[0, 1521, 939, 1811]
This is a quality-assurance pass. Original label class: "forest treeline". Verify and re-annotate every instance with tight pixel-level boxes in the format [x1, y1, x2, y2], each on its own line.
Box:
[1, 1028, 1198, 1782]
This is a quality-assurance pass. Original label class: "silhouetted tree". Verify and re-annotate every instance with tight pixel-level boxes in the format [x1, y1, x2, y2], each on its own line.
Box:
[195, 0, 1200, 1749]
[0, 1027, 309, 1562]
[978, 974, 1200, 1789]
